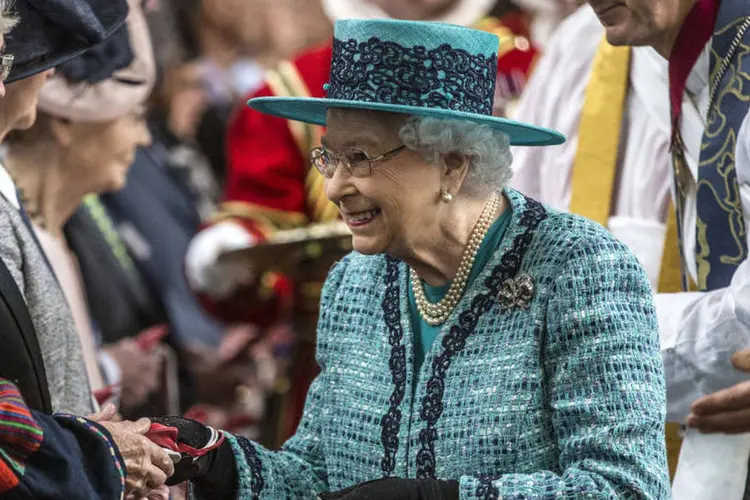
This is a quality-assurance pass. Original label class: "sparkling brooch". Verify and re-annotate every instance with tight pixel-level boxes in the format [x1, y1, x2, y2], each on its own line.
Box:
[497, 272, 534, 311]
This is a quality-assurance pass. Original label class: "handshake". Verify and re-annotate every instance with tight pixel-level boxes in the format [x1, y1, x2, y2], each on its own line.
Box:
[88, 406, 231, 499]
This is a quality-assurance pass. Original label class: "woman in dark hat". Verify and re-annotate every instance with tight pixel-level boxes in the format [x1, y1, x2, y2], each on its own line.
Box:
[0, 1, 174, 498]
[0, 0, 130, 419]
[5, 0, 157, 411]
[151, 19, 670, 500]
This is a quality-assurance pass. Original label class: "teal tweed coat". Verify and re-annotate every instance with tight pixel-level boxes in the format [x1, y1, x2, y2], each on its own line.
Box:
[225, 189, 670, 499]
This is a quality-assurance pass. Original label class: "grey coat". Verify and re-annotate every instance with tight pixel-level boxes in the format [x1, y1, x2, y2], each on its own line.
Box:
[0, 195, 93, 415]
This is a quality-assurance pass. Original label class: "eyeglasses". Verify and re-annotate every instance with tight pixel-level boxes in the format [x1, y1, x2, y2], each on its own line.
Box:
[0, 54, 14, 82]
[310, 145, 407, 178]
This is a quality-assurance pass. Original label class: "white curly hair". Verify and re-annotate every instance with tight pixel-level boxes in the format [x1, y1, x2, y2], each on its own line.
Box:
[0, 0, 18, 36]
[399, 116, 514, 197]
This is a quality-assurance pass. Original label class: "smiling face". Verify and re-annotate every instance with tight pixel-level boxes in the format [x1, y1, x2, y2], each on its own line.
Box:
[588, 0, 694, 54]
[323, 108, 448, 257]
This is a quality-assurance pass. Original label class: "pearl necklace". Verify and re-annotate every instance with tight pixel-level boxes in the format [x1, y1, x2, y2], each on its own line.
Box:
[411, 191, 501, 326]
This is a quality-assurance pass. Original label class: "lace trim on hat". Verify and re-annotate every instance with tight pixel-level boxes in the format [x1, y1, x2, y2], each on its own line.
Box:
[329, 37, 497, 115]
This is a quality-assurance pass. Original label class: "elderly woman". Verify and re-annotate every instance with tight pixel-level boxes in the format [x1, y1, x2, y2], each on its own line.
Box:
[153, 19, 670, 499]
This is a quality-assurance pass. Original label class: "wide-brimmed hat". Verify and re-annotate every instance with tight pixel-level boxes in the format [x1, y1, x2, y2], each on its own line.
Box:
[248, 19, 564, 146]
[37, 0, 155, 122]
[5, 0, 129, 83]
[322, 0, 497, 27]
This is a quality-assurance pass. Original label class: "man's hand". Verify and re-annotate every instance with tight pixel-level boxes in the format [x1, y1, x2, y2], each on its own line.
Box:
[96, 417, 175, 497]
[686, 349, 750, 434]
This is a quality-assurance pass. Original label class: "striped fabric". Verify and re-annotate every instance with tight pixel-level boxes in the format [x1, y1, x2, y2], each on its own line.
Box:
[60, 415, 126, 494]
[0, 379, 44, 493]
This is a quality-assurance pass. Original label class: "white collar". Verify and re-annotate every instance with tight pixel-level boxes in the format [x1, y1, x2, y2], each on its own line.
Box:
[686, 42, 711, 99]
[321, 0, 496, 26]
[0, 160, 19, 210]
[630, 45, 671, 136]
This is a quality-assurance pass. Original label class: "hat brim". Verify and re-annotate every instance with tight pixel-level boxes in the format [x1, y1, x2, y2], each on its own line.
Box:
[248, 96, 565, 147]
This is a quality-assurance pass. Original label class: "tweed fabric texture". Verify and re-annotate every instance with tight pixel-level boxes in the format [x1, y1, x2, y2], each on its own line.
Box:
[227, 189, 670, 499]
[0, 196, 93, 415]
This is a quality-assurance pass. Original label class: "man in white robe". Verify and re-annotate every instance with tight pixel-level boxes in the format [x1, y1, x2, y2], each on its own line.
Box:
[512, 2, 750, 496]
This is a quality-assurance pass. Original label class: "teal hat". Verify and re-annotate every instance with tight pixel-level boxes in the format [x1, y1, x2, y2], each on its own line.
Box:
[248, 19, 564, 147]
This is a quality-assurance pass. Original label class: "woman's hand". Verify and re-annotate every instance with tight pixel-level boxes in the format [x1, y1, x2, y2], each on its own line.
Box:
[184, 326, 257, 406]
[103, 337, 162, 408]
[93, 415, 175, 497]
[319, 478, 459, 500]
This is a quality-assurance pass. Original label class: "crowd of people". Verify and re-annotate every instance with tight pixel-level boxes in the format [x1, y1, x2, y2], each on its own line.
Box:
[1, 0, 750, 498]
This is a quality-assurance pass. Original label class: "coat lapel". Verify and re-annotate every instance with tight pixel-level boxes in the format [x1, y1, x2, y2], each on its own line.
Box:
[377, 189, 549, 478]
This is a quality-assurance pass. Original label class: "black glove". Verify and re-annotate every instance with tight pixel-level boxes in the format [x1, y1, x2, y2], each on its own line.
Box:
[148, 416, 237, 498]
[319, 478, 460, 500]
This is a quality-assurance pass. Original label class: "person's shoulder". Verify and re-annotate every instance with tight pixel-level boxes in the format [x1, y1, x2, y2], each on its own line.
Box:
[289, 43, 333, 99]
[325, 251, 388, 291]
[0, 197, 25, 248]
[292, 43, 333, 77]
[536, 203, 649, 287]
[509, 193, 652, 301]
[512, 191, 631, 260]
[540, 205, 614, 242]
[241, 43, 333, 104]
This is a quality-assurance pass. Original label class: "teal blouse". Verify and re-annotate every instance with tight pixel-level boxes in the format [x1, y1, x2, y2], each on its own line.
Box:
[408, 209, 512, 373]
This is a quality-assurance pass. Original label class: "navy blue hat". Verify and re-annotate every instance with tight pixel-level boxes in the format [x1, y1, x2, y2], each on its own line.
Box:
[57, 22, 135, 85]
[4, 0, 129, 83]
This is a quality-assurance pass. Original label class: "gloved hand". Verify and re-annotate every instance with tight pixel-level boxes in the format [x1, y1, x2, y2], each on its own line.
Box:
[185, 221, 258, 300]
[147, 416, 236, 498]
[319, 478, 460, 500]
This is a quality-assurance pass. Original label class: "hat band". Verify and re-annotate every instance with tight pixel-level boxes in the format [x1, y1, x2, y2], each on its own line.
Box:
[327, 37, 497, 116]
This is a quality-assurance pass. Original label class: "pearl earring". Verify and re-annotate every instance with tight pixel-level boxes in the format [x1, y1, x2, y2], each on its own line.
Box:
[441, 190, 453, 203]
